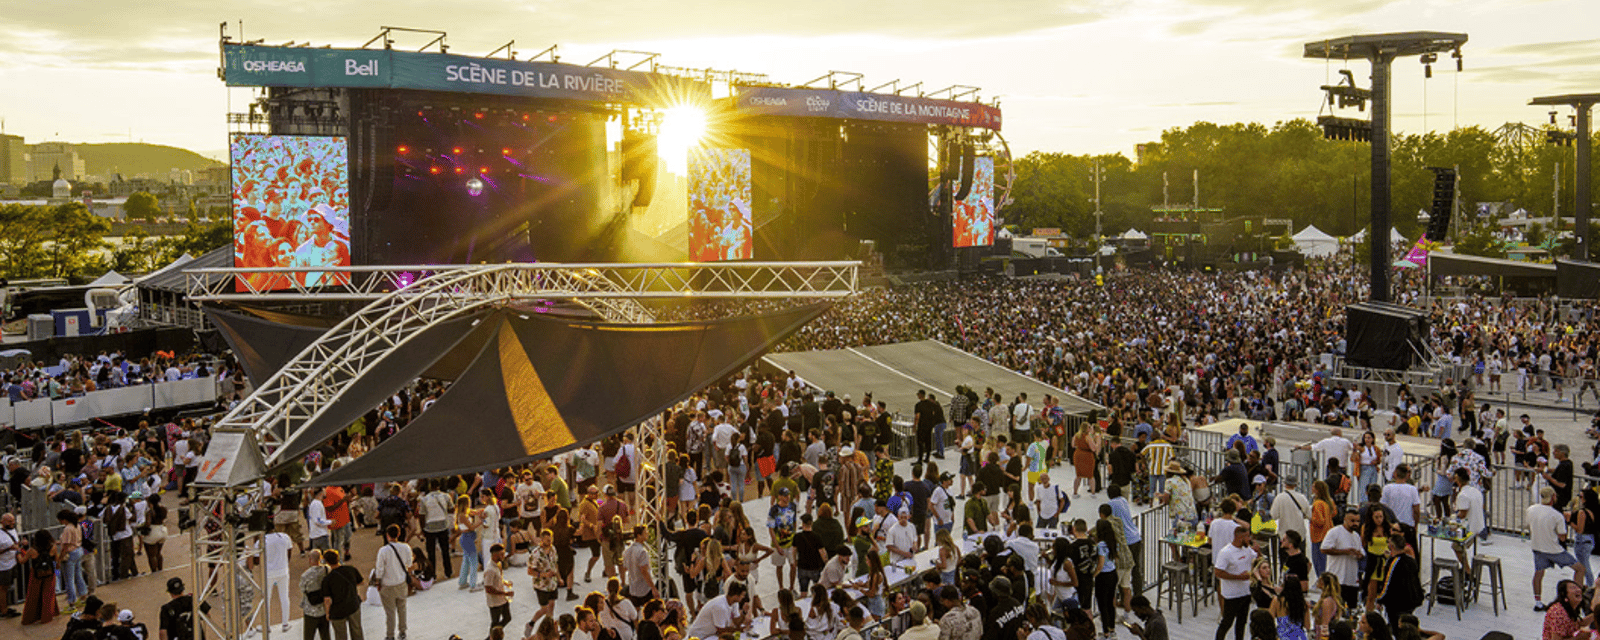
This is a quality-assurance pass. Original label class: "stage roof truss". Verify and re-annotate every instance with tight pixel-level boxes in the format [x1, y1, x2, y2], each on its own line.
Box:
[186, 262, 860, 315]
[191, 262, 857, 485]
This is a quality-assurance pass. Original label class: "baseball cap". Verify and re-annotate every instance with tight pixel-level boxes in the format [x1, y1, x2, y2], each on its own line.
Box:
[1252, 475, 1267, 485]
[777, 487, 792, 496]
[839, 445, 854, 457]
[604, 484, 617, 495]
[167, 577, 185, 594]
[118, 610, 134, 623]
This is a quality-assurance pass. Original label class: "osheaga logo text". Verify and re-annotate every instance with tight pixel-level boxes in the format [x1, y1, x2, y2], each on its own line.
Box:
[242, 59, 306, 73]
[750, 97, 787, 106]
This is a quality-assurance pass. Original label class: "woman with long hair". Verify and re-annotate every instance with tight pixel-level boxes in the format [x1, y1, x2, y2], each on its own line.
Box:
[1313, 572, 1345, 637]
[1357, 612, 1392, 640]
[1308, 480, 1334, 576]
[1248, 609, 1278, 640]
[1072, 423, 1098, 497]
[1092, 520, 1119, 637]
[733, 526, 774, 588]
[21, 529, 57, 625]
[935, 530, 961, 585]
[770, 588, 803, 640]
[861, 551, 888, 618]
[141, 493, 170, 573]
[1359, 508, 1391, 610]
[456, 493, 482, 590]
[55, 509, 86, 612]
[1047, 537, 1079, 612]
[691, 538, 727, 599]
[1354, 431, 1381, 496]
[1269, 577, 1310, 640]
[803, 584, 837, 640]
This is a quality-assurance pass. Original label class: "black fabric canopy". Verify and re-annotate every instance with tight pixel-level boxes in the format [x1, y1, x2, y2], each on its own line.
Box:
[305, 303, 829, 487]
[1558, 259, 1600, 299]
[206, 306, 338, 387]
[1428, 252, 1556, 279]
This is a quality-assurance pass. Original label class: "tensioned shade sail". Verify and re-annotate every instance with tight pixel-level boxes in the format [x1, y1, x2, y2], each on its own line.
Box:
[305, 303, 829, 487]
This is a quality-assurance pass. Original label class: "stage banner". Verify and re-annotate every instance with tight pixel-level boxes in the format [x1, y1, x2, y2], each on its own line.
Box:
[734, 87, 1002, 130]
[222, 44, 707, 105]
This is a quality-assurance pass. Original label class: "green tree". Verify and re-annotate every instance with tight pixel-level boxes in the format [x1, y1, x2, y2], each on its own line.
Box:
[0, 204, 52, 278]
[43, 202, 111, 278]
[122, 191, 160, 222]
[1452, 225, 1505, 258]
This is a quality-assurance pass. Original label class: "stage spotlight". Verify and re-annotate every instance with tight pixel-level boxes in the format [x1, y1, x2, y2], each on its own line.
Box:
[397, 145, 410, 154]
[455, 167, 465, 174]
[502, 148, 512, 156]
[429, 166, 441, 175]
[658, 105, 708, 174]
[466, 177, 485, 197]
[475, 112, 485, 119]
[452, 147, 463, 155]
[479, 167, 489, 174]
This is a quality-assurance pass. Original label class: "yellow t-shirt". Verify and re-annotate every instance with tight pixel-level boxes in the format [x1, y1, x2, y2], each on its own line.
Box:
[1367, 534, 1388, 556]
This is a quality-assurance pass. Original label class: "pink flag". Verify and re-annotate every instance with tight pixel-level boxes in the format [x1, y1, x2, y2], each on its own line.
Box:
[1401, 237, 1430, 267]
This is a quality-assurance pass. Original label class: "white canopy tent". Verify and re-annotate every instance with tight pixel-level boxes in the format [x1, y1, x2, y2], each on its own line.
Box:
[1292, 225, 1339, 257]
[1121, 229, 1148, 240]
[1347, 228, 1409, 244]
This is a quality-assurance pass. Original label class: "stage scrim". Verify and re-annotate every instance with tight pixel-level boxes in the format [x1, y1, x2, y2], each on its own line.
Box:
[304, 303, 828, 486]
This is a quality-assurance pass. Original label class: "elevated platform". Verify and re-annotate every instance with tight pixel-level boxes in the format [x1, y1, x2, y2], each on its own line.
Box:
[762, 339, 1103, 419]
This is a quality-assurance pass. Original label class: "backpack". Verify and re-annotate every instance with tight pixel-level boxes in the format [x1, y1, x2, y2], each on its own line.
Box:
[80, 520, 98, 553]
[379, 496, 406, 524]
[615, 448, 632, 479]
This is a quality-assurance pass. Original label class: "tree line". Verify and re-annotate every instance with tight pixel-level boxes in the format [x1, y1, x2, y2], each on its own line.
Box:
[0, 201, 230, 280]
[1006, 119, 1594, 245]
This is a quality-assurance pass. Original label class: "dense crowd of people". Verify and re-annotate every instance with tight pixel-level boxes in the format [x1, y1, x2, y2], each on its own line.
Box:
[12, 254, 1600, 640]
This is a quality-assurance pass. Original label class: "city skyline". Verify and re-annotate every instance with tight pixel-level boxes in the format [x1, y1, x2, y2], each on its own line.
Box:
[0, 0, 1597, 161]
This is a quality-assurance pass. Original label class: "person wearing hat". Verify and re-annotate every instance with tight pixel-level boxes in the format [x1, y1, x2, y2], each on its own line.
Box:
[768, 486, 799, 591]
[900, 601, 941, 640]
[1034, 472, 1068, 530]
[1157, 461, 1196, 526]
[1269, 475, 1310, 546]
[158, 578, 206, 640]
[987, 575, 1025, 640]
[1214, 449, 1249, 502]
[111, 608, 149, 640]
[931, 472, 957, 535]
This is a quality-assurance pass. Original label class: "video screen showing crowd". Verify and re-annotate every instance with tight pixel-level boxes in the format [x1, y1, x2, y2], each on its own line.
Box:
[231, 134, 353, 291]
[688, 148, 754, 262]
[952, 157, 995, 248]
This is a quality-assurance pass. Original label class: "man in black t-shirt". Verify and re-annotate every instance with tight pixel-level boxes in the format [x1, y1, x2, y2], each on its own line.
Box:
[985, 576, 1025, 640]
[1109, 439, 1137, 494]
[158, 578, 210, 640]
[792, 514, 827, 592]
[1064, 519, 1100, 620]
[670, 511, 712, 607]
[320, 550, 364, 640]
[1544, 444, 1576, 509]
[914, 390, 940, 464]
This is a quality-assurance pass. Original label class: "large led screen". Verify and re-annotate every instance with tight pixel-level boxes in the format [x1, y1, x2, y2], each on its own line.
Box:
[953, 156, 995, 248]
[231, 134, 351, 291]
[688, 148, 753, 261]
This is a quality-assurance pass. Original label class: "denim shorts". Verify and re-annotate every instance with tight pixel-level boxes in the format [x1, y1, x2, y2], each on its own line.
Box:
[1535, 550, 1579, 571]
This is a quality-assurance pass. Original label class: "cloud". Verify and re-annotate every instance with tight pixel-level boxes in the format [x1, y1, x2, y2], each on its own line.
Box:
[1183, 0, 1390, 20]
[1494, 38, 1600, 56]
[1151, 101, 1240, 108]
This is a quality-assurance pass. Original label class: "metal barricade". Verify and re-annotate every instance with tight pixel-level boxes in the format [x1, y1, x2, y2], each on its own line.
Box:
[1135, 504, 1174, 595]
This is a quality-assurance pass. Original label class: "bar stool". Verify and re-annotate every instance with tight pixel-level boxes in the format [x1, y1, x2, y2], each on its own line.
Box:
[1159, 561, 1196, 623]
[1194, 548, 1215, 606]
[1427, 556, 1466, 620]
[1471, 555, 1507, 616]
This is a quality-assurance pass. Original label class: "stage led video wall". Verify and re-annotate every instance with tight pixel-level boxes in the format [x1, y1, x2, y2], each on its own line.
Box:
[231, 134, 351, 291]
[954, 156, 995, 248]
[688, 148, 753, 261]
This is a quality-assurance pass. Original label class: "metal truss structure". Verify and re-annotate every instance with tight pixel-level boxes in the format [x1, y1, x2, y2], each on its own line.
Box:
[189, 261, 856, 640]
[187, 262, 861, 323]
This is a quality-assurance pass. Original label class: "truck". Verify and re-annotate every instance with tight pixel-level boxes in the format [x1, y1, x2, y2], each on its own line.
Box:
[1011, 237, 1063, 258]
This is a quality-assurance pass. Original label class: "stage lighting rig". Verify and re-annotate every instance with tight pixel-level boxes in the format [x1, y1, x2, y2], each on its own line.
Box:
[1531, 92, 1599, 259]
[804, 71, 863, 91]
[1320, 70, 1370, 111]
[1305, 31, 1467, 302]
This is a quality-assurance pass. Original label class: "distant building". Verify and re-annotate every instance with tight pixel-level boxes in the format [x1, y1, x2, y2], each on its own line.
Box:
[0, 133, 25, 185]
[30, 141, 86, 182]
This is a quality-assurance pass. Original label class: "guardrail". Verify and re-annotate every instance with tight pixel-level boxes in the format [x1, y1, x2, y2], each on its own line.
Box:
[0, 377, 218, 429]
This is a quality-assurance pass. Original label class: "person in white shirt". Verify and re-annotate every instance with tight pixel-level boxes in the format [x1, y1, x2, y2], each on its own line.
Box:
[1379, 464, 1423, 548]
[1006, 524, 1041, 574]
[1034, 473, 1068, 529]
[900, 601, 940, 640]
[1321, 509, 1364, 609]
[885, 510, 919, 563]
[416, 481, 454, 579]
[1529, 486, 1586, 611]
[1208, 499, 1242, 555]
[930, 473, 957, 533]
[684, 581, 750, 640]
[0, 513, 18, 618]
[478, 488, 503, 561]
[1212, 526, 1256, 640]
[262, 523, 295, 633]
[1450, 468, 1486, 568]
[1296, 429, 1353, 475]
[374, 524, 414, 640]
[1269, 476, 1310, 546]
[1381, 429, 1406, 481]
[302, 487, 331, 546]
[621, 525, 656, 606]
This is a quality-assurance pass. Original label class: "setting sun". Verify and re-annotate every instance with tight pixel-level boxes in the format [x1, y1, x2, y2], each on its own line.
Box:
[657, 105, 708, 174]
